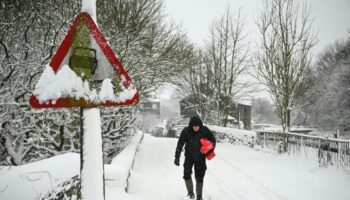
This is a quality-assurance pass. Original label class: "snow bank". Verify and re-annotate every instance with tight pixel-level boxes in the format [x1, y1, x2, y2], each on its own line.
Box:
[105, 130, 144, 200]
[0, 153, 79, 200]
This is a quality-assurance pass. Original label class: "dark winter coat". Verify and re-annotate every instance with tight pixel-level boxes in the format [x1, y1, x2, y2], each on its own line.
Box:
[175, 125, 216, 162]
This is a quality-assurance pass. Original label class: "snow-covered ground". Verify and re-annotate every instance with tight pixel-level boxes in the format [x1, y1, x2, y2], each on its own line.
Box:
[1, 132, 350, 200]
[0, 153, 79, 200]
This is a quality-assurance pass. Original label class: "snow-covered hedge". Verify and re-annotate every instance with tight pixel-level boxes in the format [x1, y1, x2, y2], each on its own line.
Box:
[207, 125, 256, 147]
[40, 175, 80, 200]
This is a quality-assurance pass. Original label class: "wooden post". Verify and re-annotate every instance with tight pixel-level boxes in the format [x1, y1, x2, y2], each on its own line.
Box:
[300, 137, 303, 157]
[337, 130, 340, 167]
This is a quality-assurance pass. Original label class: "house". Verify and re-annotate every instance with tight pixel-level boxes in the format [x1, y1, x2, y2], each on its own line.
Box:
[137, 100, 162, 134]
[235, 102, 252, 130]
[221, 115, 238, 127]
[138, 100, 161, 117]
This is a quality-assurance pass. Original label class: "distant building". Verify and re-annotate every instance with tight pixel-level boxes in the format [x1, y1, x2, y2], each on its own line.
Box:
[235, 102, 252, 130]
[138, 100, 161, 117]
[136, 100, 162, 135]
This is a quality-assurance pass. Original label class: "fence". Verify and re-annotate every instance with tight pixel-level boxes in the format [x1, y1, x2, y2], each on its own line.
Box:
[256, 131, 350, 170]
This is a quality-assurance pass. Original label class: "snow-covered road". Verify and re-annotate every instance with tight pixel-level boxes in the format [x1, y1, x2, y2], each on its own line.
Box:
[126, 134, 350, 200]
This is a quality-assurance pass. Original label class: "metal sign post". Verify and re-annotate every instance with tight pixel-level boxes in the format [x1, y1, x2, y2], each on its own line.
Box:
[29, 2, 139, 199]
[80, 107, 105, 200]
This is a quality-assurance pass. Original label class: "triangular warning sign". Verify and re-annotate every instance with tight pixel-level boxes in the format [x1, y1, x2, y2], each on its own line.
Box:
[30, 12, 139, 108]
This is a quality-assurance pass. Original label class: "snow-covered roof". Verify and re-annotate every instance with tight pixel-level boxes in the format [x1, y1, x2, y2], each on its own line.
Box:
[238, 99, 252, 106]
[227, 115, 237, 120]
[222, 115, 237, 121]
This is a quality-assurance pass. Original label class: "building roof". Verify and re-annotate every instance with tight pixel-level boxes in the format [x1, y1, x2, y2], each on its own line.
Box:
[237, 99, 252, 106]
[221, 115, 238, 122]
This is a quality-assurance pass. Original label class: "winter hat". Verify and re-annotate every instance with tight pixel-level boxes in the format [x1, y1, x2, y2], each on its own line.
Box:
[189, 116, 203, 127]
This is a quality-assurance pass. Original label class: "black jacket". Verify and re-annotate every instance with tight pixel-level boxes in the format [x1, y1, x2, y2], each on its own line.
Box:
[175, 126, 216, 161]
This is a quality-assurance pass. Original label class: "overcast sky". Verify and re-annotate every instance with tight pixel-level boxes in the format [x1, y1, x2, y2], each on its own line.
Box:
[164, 0, 350, 55]
[158, 0, 350, 103]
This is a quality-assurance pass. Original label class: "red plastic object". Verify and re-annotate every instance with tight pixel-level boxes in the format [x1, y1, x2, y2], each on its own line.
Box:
[206, 151, 216, 160]
[200, 138, 216, 160]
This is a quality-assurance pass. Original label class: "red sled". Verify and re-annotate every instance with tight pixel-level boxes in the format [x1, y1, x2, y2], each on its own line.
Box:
[200, 138, 216, 160]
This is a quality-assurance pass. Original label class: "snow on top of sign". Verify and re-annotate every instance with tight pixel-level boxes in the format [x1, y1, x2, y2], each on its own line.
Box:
[116, 86, 137, 102]
[116, 75, 137, 102]
[34, 65, 56, 100]
[34, 64, 136, 104]
[99, 79, 115, 102]
[34, 65, 85, 102]
[81, 0, 97, 23]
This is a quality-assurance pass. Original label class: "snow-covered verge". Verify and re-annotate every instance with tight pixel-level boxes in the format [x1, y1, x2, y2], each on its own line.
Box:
[40, 130, 144, 200]
[0, 153, 79, 200]
[104, 130, 144, 200]
[39, 129, 144, 200]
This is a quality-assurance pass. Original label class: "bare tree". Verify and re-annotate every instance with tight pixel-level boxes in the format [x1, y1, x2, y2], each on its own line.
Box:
[256, 0, 317, 132]
[97, 0, 194, 98]
[0, 0, 81, 165]
[175, 49, 212, 121]
[177, 8, 251, 126]
[206, 8, 250, 126]
[302, 36, 350, 135]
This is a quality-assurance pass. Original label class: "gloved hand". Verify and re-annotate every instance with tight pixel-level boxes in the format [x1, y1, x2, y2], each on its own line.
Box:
[174, 157, 180, 166]
[205, 149, 214, 157]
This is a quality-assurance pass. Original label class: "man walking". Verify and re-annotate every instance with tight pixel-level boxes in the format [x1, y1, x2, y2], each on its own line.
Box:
[174, 116, 216, 200]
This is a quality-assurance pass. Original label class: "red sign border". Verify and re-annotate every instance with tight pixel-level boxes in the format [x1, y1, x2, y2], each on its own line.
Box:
[30, 12, 139, 108]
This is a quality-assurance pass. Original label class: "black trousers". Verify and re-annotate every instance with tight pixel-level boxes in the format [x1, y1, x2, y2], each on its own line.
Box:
[183, 156, 207, 183]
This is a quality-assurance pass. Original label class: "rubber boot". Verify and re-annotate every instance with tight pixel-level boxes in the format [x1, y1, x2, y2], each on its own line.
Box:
[196, 182, 203, 200]
[185, 179, 195, 199]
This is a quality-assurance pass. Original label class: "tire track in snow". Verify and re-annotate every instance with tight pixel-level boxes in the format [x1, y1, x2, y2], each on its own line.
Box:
[206, 168, 248, 200]
[215, 154, 286, 200]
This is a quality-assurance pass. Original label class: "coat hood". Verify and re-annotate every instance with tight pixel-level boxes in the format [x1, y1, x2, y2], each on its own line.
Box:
[189, 116, 203, 127]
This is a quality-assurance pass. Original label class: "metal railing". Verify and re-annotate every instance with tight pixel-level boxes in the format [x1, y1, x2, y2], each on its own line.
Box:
[256, 131, 350, 170]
